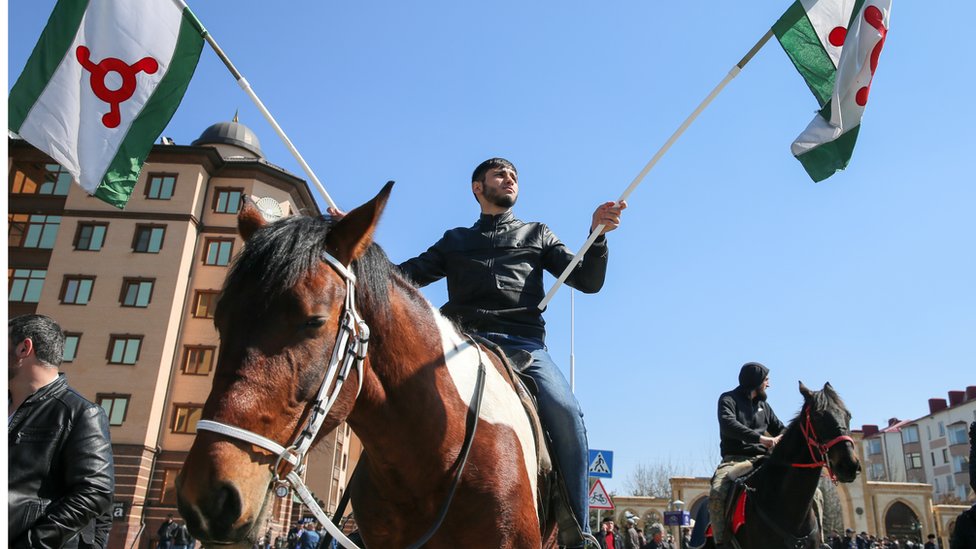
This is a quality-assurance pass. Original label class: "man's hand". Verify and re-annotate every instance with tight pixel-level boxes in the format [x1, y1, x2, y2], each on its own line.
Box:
[591, 201, 627, 235]
[759, 434, 782, 449]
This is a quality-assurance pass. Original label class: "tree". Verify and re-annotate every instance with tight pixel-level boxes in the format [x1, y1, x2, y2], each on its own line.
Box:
[818, 475, 845, 535]
[625, 460, 693, 498]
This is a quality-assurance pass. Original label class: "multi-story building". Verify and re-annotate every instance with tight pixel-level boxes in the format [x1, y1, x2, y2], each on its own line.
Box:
[860, 386, 976, 504]
[8, 119, 356, 549]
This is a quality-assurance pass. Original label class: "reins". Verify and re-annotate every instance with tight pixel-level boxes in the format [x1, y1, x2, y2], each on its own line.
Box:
[196, 249, 489, 549]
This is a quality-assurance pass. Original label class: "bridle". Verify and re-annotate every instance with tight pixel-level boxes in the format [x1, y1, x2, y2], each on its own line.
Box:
[196, 250, 369, 549]
[790, 405, 854, 482]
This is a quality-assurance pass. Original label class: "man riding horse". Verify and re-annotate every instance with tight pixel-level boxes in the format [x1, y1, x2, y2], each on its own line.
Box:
[370, 157, 626, 547]
[709, 362, 785, 549]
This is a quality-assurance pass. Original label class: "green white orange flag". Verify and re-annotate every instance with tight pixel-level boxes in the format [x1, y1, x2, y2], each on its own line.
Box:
[773, 0, 892, 182]
[9, 0, 205, 208]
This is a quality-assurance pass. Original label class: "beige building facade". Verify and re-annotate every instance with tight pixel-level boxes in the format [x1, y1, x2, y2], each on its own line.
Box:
[8, 121, 355, 549]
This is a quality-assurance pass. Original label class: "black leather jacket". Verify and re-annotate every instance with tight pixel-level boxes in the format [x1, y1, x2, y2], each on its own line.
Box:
[398, 211, 609, 340]
[718, 386, 785, 459]
[8, 374, 115, 549]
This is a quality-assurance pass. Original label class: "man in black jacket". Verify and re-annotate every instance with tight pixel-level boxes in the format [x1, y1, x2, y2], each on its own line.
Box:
[707, 361, 785, 549]
[8, 314, 115, 549]
[392, 157, 626, 546]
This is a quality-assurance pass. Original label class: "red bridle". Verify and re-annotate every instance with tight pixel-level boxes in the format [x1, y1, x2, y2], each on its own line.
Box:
[791, 406, 854, 482]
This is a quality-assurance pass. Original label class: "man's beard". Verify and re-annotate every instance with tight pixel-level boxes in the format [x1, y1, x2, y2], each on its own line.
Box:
[756, 386, 768, 401]
[482, 185, 516, 209]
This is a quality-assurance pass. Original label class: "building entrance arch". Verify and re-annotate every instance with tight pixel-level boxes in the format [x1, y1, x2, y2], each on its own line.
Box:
[884, 500, 922, 543]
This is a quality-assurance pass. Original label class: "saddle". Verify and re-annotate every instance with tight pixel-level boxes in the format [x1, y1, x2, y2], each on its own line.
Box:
[688, 459, 766, 549]
[472, 337, 588, 548]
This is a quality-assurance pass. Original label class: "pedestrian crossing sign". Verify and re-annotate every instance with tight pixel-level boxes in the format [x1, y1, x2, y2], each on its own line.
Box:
[587, 449, 613, 478]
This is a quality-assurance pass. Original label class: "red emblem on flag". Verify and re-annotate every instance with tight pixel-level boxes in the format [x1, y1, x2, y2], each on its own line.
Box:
[855, 5, 888, 106]
[76, 46, 158, 128]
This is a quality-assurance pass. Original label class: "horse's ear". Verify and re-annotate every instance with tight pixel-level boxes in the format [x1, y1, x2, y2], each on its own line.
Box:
[799, 381, 813, 399]
[328, 181, 394, 265]
[238, 196, 267, 241]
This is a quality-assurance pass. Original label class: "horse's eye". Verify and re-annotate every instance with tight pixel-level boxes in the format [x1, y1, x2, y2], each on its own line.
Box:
[305, 316, 327, 329]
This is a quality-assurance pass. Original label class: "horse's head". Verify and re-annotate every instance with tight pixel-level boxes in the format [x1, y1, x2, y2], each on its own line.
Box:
[798, 381, 861, 483]
[175, 183, 392, 546]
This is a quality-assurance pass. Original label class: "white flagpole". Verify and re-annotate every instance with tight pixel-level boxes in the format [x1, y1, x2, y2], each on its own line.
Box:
[176, 1, 338, 211]
[537, 29, 775, 311]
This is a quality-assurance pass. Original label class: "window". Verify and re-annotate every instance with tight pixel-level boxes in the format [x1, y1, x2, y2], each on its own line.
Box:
[107, 335, 142, 365]
[97, 394, 130, 426]
[902, 425, 919, 444]
[10, 163, 71, 195]
[957, 485, 970, 501]
[905, 452, 922, 469]
[145, 174, 176, 200]
[867, 438, 882, 455]
[182, 346, 215, 375]
[947, 475, 955, 491]
[943, 449, 950, 463]
[193, 290, 220, 318]
[63, 334, 81, 362]
[934, 477, 942, 493]
[213, 188, 243, 213]
[9, 269, 46, 303]
[931, 452, 937, 467]
[132, 225, 165, 253]
[869, 462, 885, 480]
[203, 238, 234, 266]
[60, 276, 95, 305]
[927, 425, 932, 440]
[120, 278, 154, 308]
[939, 421, 945, 436]
[74, 223, 107, 251]
[8, 214, 61, 249]
[160, 468, 180, 504]
[948, 423, 968, 445]
[953, 455, 969, 474]
[172, 405, 203, 434]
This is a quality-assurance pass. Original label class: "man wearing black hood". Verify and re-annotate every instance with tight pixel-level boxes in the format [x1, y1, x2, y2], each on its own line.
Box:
[949, 421, 976, 549]
[708, 361, 785, 549]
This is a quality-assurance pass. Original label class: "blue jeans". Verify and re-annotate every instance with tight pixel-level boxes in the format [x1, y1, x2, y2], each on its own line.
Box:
[476, 332, 590, 535]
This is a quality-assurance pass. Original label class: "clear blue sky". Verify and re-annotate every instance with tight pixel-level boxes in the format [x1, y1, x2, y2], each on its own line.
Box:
[8, 1, 974, 495]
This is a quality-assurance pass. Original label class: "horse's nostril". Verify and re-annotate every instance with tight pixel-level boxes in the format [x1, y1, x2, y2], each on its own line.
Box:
[205, 482, 245, 536]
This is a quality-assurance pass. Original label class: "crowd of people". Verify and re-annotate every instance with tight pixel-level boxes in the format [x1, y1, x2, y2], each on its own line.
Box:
[826, 529, 941, 548]
[593, 516, 690, 549]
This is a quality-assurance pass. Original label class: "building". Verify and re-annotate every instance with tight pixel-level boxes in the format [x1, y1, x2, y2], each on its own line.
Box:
[8, 120, 355, 549]
[860, 387, 976, 503]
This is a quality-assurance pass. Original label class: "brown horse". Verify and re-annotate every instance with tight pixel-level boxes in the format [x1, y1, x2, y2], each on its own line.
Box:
[176, 184, 558, 548]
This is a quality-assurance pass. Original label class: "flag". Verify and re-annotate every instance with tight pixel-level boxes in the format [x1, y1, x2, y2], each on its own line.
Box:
[9, 0, 205, 208]
[773, 0, 891, 182]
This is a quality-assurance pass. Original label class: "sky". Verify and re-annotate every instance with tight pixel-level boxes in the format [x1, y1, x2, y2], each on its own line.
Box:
[7, 1, 975, 496]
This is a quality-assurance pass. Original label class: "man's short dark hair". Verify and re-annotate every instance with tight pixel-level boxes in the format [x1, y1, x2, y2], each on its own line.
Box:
[471, 157, 517, 184]
[9, 314, 65, 367]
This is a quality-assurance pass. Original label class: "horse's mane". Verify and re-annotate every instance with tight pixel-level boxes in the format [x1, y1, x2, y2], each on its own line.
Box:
[790, 384, 849, 426]
[218, 215, 397, 319]
[770, 384, 851, 463]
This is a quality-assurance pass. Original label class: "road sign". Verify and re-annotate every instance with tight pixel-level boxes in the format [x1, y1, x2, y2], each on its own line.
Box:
[588, 478, 614, 510]
[588, 449, 613, 478]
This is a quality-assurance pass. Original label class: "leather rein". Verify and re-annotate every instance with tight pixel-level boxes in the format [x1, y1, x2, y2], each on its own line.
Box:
[195, 250, 487, 549]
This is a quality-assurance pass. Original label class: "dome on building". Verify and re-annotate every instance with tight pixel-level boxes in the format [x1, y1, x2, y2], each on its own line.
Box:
[192, 116, 264, 158]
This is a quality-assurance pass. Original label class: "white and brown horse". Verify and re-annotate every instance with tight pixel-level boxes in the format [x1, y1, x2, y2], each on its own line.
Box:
[175, 184, 558, 548]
